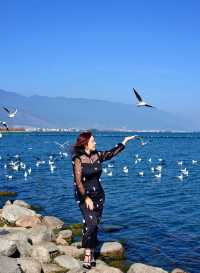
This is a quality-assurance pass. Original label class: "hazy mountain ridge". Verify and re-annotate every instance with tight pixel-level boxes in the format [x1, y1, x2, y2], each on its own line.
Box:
[0, 89, 196, 130]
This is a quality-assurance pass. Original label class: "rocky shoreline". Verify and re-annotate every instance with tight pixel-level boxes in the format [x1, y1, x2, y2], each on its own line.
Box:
[0, 199, 188, 273]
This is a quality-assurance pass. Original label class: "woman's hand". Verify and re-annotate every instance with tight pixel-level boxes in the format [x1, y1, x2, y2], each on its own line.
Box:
[85, 196, 94, 210]
[122, 135, 139, 145]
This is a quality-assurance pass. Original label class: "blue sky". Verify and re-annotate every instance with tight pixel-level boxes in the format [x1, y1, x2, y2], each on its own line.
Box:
[0, 0, 200, 119]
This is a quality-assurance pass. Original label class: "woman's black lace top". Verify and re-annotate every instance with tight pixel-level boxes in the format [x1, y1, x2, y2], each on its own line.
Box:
[72, 143, 125, 205]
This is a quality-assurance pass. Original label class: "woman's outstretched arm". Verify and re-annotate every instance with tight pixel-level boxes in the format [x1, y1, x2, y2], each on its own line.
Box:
[98, 135, 137, 162]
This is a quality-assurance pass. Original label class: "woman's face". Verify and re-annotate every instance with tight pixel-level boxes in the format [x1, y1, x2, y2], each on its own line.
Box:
[85, 135, 96, 151]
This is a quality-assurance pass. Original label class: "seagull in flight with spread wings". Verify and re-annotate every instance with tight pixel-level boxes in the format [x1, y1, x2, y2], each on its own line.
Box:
[133, 88, 154, 108]
[0, 121, 9, 130]
[3, 107, 18, 118]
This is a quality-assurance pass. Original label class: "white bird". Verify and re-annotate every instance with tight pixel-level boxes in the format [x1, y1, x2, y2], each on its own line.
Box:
[5, 175, 13, 179]
[108, 163, 114, 168]
[151, 167, 155, 173]
[192, 160, 198, 164]
[27, 167, 32, 175]
[24, 171, 28, 179]
[0, 133, 2, 138]
[177, 174, 184, 180]
[148, 158, 152, 163]
[155, 165, 162, 172]
[138, 171, 144, 177]
[135, 154, 139, 158]
[54, 141, 69, 150]
[123, 166, 129, 173]
[155, 173, 162, 178]
[177, 161, 183, 166]
[102, 167, 108, 173]
[107, 171, 113, 176]
[133, 88, 155, 108]
[50, 164, 56, 173]
[0, 121, 9, 130]
[137, 158, 142, 162]
[3, 107, 18, 118]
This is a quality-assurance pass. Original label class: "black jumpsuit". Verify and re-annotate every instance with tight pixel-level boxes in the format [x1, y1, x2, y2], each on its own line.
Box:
[72, 143, 125, 249]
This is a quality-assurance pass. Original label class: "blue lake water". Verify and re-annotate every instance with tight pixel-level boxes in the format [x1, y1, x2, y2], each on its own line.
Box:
[0, 131, 200, 273]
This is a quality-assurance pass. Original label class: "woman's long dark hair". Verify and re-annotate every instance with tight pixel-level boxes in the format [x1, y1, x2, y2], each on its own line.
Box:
[72, 130, 92, 157]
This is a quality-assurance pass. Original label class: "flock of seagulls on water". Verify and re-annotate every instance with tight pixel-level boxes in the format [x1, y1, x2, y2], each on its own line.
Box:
[0, 89, 199, 183]
[0, 141, 69, 181]
[101, 154, 199, 182]
[0, 144, 199, 183]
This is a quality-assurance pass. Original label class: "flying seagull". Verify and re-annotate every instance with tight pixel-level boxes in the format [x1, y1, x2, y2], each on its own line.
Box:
[133, 88, 154, 108]
[0, 121, 9, 130]
[3, 107, 18, 118]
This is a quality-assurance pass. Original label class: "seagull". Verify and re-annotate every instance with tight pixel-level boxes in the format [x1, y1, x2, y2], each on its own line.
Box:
[138, 171, 144, 177]
[133, 88, 154, 108]
[3, 107, 18, 118]
[54, 141, 69, 150]
[0, 121, 9, 130]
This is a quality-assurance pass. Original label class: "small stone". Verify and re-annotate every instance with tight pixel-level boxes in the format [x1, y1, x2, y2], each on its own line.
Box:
[16, 215, 42, 228]
[171, 269, 188, 273]
[2, 204, 36, 224]
[32, 242, 59, 263]
[58, 245, 84, 259]
[0, 237, 17, 256]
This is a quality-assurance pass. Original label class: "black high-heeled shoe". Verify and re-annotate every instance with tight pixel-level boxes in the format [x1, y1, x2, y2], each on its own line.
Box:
[82, 253, 91, 270]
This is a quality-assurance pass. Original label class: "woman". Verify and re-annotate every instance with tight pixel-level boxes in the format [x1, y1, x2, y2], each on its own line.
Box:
[72, 131, 136, 269]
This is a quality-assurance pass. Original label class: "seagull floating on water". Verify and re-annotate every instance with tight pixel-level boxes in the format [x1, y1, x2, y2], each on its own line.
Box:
[133, 88, 154, 108]
[3, 107, 18, 118]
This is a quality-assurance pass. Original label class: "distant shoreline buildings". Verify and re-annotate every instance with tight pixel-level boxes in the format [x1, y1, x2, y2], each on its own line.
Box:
[0, 127, 197, 133]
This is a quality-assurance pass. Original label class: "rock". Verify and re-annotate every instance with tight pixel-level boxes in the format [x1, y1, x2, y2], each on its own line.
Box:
[32, 242, 59, 263]
[0, 256, 21, 273]
[42, 263, 66, 273]
[90, 265, 123, 273]
[102, 225, 124, 233]
[56, 229, 73, 244]
[2, 204, 36, 224]
[56, 236, 69, 245]
[100, 242, 124, 259]
[0, 238, 17, 256]
[171, 269, 188, 273]
[17, 257, 42, 273]
[54, 254, 81, 270]
[13, 200, 31, 209]
[67, 261, 123, 273]
[71, 241, 82, 248]
[0, 191, 17, 197]
[42, 216, 64, 230]
[27, 224, 53, 244]
[58, 245, 84, 259]
[16, 215, 42, 228]
[4, 230, 29, 242]
[15, 239, 33, 257]
[127, 263, 168, 273]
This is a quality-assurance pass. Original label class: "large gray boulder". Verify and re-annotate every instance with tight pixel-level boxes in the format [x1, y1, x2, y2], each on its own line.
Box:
[2, 204, 36, 224]
[57, 245, 84, 259]
[54, 254, 81, 270]
[42, 263, 66, 273]
[27, 225, 53, 244]
[42, 216, 64, 230]
[13, 200, 31, 209]
[32, 242, 59, 263]
[56, 229, 72, 244]
[16, 215, 42, 228]
[17, 257, 42, 273]
[0, 238, 17, 256]
[127, 263, 168, 273]
[0, 256, 21, 273]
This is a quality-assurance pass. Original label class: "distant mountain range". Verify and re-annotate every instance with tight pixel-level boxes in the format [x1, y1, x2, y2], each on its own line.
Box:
[0, 89, 196, 131]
